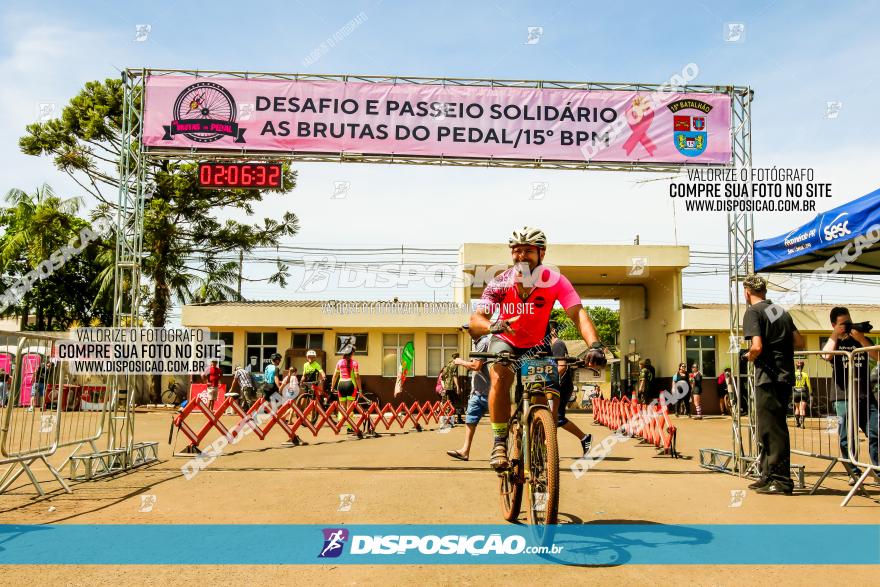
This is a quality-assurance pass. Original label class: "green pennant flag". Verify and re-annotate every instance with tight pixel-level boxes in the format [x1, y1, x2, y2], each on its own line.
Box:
[400, 341, 415, 382]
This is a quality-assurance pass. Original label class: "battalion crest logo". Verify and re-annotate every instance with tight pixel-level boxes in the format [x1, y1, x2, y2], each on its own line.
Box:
[162, 81, 246, 143]
[668, 99, 712, 157]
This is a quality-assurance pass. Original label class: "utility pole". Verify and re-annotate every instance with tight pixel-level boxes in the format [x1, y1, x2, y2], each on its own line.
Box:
[237, 249, 243, 301]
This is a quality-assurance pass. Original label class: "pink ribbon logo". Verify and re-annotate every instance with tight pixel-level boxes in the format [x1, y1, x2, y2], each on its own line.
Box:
[623, 99, 657, 157]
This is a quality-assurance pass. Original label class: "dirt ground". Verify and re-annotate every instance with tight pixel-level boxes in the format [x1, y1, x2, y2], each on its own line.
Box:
[1, 408, 878, 585]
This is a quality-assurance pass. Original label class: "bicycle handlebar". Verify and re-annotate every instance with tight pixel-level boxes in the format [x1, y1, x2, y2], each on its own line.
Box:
[469, 351, 590, 366]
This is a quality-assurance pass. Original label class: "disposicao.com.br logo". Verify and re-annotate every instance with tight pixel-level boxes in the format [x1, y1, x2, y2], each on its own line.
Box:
[318, 528, 562, 558]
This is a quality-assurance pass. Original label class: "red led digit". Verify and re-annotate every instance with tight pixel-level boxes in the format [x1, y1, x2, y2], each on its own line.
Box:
[267, 165, 280, 186]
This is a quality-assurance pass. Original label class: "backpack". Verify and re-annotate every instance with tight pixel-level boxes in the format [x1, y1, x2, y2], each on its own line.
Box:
[435, 373, 444, 394]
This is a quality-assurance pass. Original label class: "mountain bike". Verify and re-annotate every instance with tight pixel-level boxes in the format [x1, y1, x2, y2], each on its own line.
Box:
[296, 380, 328, 425]
[472, 350, 586, 526]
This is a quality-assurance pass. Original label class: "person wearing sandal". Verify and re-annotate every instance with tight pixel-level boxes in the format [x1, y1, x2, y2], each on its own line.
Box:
[447, 325, 491, 462]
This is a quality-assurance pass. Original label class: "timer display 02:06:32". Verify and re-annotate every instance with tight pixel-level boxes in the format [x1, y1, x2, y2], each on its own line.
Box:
[198, 163, 282, 188]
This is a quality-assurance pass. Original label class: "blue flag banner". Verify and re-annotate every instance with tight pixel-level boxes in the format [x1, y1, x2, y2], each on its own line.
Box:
[753, 187, 880, 273]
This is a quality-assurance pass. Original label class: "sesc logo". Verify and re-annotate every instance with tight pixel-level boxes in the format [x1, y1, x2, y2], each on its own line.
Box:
[823, 212, 851, 242]
[318, 528, 349, 558]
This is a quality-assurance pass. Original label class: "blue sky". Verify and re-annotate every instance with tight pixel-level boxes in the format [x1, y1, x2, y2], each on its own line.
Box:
[1, 1, 878, 311]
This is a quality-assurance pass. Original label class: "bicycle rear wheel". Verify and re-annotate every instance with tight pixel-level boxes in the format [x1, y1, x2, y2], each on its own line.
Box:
[296, 393, 318, 425]
[499, 417, 524, 522]
[527, 407, 559, 525]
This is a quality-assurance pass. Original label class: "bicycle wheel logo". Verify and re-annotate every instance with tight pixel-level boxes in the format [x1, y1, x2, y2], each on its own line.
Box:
[162, 81, 246, 143]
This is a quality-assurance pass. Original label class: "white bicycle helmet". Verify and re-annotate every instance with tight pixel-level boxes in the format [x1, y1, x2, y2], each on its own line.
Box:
[306, 349, 317, 358]
[509, 226, 547, 249]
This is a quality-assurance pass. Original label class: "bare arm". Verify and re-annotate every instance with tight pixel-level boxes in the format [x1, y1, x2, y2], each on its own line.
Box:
[792, 330, 805, 351]
[469, 307, 519, 336]
[821, 334, 837, 361]
[565, 305, 600, 346]
[745, 335, 763, 362]
[455, 358, 484, 372]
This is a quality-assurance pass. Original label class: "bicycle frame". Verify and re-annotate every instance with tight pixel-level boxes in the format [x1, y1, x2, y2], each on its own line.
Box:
[511, 365, 553, 482]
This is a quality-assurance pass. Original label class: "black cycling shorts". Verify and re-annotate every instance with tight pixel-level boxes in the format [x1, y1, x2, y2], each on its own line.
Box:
[337, 379, 356, 399]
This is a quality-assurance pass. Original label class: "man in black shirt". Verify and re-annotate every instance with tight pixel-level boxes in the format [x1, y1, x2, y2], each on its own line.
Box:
[742, 274, 804, 494]
[548, 322, 592, 457]
[821, 307, 880, 482]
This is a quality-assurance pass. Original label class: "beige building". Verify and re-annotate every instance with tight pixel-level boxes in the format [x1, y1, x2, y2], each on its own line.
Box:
[181, 243, 880, 413]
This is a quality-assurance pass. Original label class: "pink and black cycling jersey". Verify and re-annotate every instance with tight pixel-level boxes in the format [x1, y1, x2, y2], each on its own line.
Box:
[479, 265, 581, 348]
[336, 358, 359, 379]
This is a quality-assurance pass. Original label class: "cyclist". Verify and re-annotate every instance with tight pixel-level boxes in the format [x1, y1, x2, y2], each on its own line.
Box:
[468, 226, 606, 470]
[331, 339, 361, 434]
[300, 349, 326, 397]
[792, 360, 811, 428]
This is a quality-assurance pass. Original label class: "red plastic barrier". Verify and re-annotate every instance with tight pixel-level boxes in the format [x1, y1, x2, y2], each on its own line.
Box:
[172, 395, 455, 452]
[591, 396, 677, 457]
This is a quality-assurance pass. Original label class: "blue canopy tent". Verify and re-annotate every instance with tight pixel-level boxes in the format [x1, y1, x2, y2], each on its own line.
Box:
[754, 187, 880, 274]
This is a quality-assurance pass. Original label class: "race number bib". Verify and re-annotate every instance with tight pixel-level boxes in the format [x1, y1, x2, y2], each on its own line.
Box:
[520, 358, 558, 384]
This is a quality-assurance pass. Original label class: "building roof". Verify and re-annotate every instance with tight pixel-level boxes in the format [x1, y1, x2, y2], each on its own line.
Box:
[682, 303, 879, 311]
[188, 299, 446, 308]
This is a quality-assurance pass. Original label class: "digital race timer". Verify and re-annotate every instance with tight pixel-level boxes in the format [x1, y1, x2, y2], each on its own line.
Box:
[198, 162, 282, 188]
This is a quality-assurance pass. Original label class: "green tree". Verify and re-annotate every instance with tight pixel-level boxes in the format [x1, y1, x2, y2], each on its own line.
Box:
[20, 78, 300, 400]
[551, 305, 620, 347]
[0, 184, 112, 330]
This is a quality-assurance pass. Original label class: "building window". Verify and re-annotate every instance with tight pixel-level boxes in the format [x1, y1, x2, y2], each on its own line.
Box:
[427, 333, 458, 376]
[382, 333, 413, 377]
[685, 335, 716, 376]
[292, 333, 324, 351]
[246, 332, 278, 371]
[209, 331, 234, 375]
[335, 333, 368, 355]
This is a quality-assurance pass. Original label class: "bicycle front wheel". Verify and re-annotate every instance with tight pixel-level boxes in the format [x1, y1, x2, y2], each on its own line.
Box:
[527, 407, 559, 525]
[500, 417, 523, 522]
[295, 393, 316, 424]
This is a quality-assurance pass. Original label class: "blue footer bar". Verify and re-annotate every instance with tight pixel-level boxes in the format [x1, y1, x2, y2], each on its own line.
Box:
[0, 524, 878, 565]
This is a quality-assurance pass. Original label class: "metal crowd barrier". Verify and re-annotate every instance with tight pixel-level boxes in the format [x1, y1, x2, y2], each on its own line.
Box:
[841, 345, 880, 505]
[701, 345, 879, 505]
[0, 330, 158, 496]
[788, 350, 853, 495]
[0, 331, 106, 495]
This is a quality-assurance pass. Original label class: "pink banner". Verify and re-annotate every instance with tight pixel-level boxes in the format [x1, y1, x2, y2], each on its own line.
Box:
[143, 76, 732, 164]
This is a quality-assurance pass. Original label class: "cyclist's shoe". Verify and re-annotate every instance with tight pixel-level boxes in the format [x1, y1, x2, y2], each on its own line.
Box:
[580, 434, 592, 457]
[489, 442, 510, 470]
